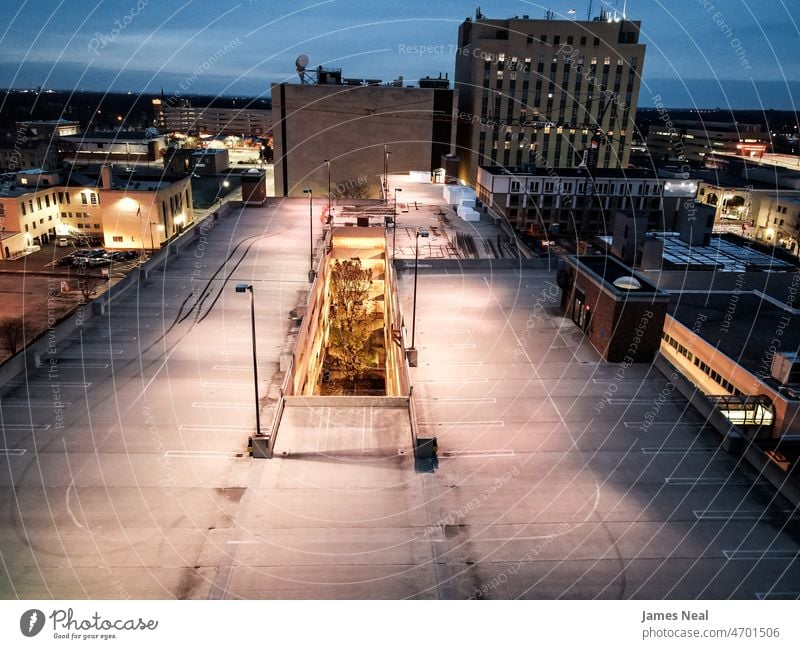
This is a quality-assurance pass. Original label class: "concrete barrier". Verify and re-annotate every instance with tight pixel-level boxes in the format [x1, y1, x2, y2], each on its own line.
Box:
[283, 396, 409, 408]
[397, 257, 552, 271]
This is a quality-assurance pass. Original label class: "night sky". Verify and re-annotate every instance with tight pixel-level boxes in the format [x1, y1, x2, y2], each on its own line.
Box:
[0, 0, 797, 108]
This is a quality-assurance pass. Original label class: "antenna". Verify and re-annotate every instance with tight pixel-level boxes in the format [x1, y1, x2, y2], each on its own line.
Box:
[295, 54, 309, 84]
[623, 0, 628, 19]
[587, 0, 593, 21]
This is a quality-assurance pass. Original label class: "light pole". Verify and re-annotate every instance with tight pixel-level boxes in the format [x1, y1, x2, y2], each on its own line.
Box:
[218, 179, 230, 208]
[303, 188, 315, 282]
[407, 228, 429, 367]
[323, 159, 331, 220]
[235, 283, 262, 442]
[384, 147, 391, 203]
[392, 188, 402, 259]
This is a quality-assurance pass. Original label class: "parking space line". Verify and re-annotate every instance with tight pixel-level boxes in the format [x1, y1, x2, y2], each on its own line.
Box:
[420, 330, 471, 335]
[179, 425, 252, 432]
[665, 477, 767, 486]
[164, 450, 240, 459]
[202, 382, 252, 388]
[9, 381, 91, 388]
[212, 365, 251, 371]
[422, 344, 476, 350]
[416, 397, 496, 404]
[641, 447, 718, 455]
[0, 449, 27, 456]
[0, 424, 51, 431]
[191, 401, 245, 409]
[756, 592, 800, 600]
[418, 420, 504, 428]
[608, 398, 684, 405]
[1, 400, 72, 408]
[54, 363, 109, 369]
[422, 361, 483, 367]
[414, 378, 488, 384]
[624, 421, 710, 430]
[440, 450, 514, 458]
[722, 550, 800, 560]
[693, 510, 798, 521]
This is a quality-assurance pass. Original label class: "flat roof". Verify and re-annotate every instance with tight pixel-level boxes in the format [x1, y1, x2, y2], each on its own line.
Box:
[669, 292, 800, 384]
[479, 166, 673, 180]
[654, 233, 796, 272]
[571, 255, 666, 296]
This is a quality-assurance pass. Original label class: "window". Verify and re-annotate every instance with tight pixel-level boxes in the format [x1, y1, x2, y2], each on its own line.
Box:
[37, 197, 42, 210]
[567, 36, 573, 45]
[113, 236, 123, 243]
[58, 192, 64, 204]
[45, 195, 50, 207]
[580, 36, 587, 46]
[526, 34, 533, 44]
[553, 36, 560, 46]
[540, 35, 547, 44]
[65, 193, 70, 205]
[90, 193, 97, 205]
[81, 193, 88, 205]
[94, 223, 100, 229]
[593, 37, 600, 47]
[604, 56, 611, 65]
[510, 180, 520, 192]
[20, 202, 26, 216]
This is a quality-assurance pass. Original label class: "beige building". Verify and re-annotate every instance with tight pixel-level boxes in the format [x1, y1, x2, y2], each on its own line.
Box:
[454, 10, 645, 185]
[272, 80, 457, 198]
[154, 98, 272, 137]
[647, 120, 766, 166]
[0, 167, 193, 256]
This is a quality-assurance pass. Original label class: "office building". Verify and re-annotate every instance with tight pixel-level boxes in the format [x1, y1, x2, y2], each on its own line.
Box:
[476, 165, 697, 236]
[454, 9, 645, 184]
[272, 75, 456, 198]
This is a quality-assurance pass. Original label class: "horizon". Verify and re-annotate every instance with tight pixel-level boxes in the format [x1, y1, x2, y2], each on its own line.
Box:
[0, 1, 797, 111]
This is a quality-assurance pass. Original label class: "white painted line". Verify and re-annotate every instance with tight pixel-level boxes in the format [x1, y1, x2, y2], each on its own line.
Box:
[665, 477, 766, 486]
[1, 401, 72, 409]
[164, 450, 240, 459]
[212, 365, 251, 371]
[0, 424, 51, 431]
[440, 449, 515, 458]
[722, 550, 800, 560]
[422, 361, 483, 367]
[179, 425, 252, 432]
[202, 382, 252, 389]
[624, 421, 709, 429]
[608, 398, 684, 405]
[191, 401, 246, 409]
[0, 448, 26, 456]
[417, 420, 504, 428]
[414, 378, 489, 384]
[422, 344, 476, 350]
[54, 363, 109, 369]
[65, 335, 137, 342]
[416, 397, 496, 404]
[592, 378, 644, 384]
[756, 592, 800, 600]
[227, 337, 283, 344]
[422, 315, 466, 320]
[8, 381, 91, 388]
[420, 330, 472, 335]
[694, 510, 799, 521]
[641, 447, 718, 455]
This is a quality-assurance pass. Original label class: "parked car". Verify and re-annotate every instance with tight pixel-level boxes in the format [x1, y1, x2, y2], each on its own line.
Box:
[57, 237, 70, 247]
[55, 254, 75, 266]
[103, 251, 129, 263]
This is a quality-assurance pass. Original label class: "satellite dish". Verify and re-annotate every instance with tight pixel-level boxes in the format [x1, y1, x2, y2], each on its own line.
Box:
[295, 54, 310, 84]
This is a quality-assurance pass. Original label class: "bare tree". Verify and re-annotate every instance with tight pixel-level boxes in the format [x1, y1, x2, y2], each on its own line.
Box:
[77, 276, 103, 303]
[326, 258, 375, 382]
[0, 316, 25, 356]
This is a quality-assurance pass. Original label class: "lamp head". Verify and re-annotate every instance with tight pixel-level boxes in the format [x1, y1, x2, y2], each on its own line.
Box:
[303, 188, 312, 194]
[235, 283, 251, 293]
[417, 229, 430, 238]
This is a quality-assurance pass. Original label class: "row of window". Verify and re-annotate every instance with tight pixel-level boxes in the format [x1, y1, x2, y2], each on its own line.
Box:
[23, 214, 53, 231]
[19, 190, 98, 216]
[662, 332, 743, 397]
[507, 179, 662, 196]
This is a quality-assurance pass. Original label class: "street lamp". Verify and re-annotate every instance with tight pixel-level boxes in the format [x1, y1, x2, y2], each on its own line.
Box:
[323, 159, 331, 220]
[303, 188, 315, 282]
[235, 283, 262, 442]
[384, 146, 391, 203]
[392, 188, 402, 259]
[218, 179, 230, 208]
[407, 228, 429, 367]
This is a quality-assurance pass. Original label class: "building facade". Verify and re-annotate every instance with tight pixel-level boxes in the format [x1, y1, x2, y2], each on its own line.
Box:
[646, 120, 767, 166]
[272, 81, 456, 198]
[0, 167, 193, 256]
[59, 132, 165, 165]
[476, 166, 697, 236]
[154, 98, 272, 137]
[454, 10, 645, 184]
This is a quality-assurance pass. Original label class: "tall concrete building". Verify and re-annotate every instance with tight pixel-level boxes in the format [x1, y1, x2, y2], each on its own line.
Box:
[454, 9, 645, 184]
[272, 75, 456, 198]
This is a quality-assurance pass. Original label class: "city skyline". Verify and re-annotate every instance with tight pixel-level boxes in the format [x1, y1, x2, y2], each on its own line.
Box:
[0, 0, 797, 109]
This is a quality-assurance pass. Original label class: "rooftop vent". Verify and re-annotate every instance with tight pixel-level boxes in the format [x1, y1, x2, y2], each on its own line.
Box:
[613, 276, 642, 290]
